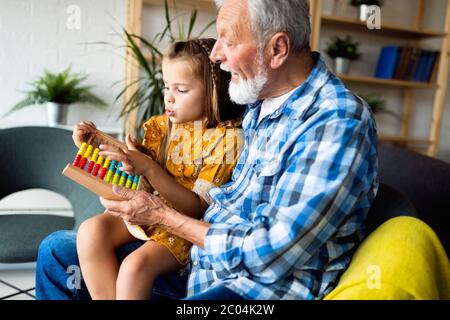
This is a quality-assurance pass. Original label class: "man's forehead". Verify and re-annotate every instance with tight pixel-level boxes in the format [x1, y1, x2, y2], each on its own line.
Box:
[216, 0, 249, 37]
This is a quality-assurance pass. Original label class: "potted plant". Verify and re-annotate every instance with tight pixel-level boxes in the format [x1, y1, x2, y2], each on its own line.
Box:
[349, 0, 384, 21]
[4, 67, 107, 126]
[359, 93, 401, 120]
[325, 35, 362, 74]
[114, 0, 215, 137]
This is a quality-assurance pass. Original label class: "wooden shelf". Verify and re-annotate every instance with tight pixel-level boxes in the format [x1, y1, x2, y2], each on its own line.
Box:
[379, 135, 432, 145]
[337, 73, 438, 89]
[143, 0, 215, 11]
[321, 15, 446, 39]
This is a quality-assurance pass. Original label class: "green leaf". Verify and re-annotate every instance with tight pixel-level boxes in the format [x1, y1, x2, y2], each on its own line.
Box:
[187, 9, 198, 39]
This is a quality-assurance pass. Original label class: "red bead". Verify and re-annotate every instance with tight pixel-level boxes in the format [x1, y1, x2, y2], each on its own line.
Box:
[86, 161, 95, 174]
[92, 164, 101, 176]
[79, 157, 88, 170]
[99, 167, 107, 180]
[72, 154, 82, 166]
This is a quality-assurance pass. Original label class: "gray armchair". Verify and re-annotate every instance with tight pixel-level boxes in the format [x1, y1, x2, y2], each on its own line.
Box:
[0, 126, 103, 263]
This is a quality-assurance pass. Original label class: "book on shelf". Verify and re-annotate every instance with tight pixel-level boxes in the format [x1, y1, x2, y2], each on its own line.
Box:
[374, 46, 439, 83]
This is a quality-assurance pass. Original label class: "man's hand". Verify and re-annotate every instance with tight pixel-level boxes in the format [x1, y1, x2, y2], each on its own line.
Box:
[101, 185, 210, 249]
[98, 134, 157, 177]
[100, 185, 170, 226]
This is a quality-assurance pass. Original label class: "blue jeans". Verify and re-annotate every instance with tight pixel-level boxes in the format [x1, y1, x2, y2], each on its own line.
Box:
[35, 230, 243, 300]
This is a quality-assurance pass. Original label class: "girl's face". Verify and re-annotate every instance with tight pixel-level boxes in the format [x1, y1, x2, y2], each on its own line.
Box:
[162, 58, 206, 124]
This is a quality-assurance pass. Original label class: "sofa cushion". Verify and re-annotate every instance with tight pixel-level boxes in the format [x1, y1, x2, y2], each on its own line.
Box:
[0, 214, 74, 263]
[324, 217, 450, 300]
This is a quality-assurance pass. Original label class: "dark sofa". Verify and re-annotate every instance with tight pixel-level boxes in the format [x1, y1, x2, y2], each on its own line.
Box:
[375, 144, 450, 255]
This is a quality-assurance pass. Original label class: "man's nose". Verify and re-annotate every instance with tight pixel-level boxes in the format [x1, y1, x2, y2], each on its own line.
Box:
[210, 41, 224, 63]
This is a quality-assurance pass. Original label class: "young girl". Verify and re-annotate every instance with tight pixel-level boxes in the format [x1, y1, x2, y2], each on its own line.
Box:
[74, 38, 244, 300]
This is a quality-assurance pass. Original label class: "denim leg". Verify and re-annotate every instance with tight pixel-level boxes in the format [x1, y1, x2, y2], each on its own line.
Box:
[35, 229, 188, 300]
[183, 285, 245, 300]
[35, 230, 143, 300]
[152, 269, 189, 300]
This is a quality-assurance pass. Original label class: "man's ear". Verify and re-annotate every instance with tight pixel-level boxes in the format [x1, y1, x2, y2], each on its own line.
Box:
[268, 32, 290, 70]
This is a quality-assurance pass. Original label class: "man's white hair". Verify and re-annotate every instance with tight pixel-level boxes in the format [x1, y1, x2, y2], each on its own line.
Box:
[214, 0, 311, 53]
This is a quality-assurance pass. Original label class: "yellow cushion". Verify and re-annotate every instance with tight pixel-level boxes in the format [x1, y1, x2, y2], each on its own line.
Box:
[324, 216, 450, 300]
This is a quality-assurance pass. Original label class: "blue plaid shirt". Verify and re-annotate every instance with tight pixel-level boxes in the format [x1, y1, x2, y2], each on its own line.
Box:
[187, 52, 379, 300]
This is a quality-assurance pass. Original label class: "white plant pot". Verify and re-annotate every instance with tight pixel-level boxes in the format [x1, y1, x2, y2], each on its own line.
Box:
[46, 102, 69, 127]
[334, 57, 351, 74]
[359, 4, 371, 21]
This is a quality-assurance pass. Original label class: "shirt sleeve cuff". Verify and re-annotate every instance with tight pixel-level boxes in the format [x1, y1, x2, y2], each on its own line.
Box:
[192, 179, 216, 205]
[204, 222, 252, 272]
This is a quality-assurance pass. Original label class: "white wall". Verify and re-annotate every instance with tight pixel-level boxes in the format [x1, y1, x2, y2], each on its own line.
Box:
[0, 0, 127, 129]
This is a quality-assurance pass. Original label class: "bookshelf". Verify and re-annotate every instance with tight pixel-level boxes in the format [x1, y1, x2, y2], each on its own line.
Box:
[124, 0, 450, 157]
[311, 0, 450, 157]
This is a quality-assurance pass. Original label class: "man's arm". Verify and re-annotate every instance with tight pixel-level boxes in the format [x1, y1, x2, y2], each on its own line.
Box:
[100, 185, 211, 249]
[101, 115, 377, 282]
[200, 116, 378, 282]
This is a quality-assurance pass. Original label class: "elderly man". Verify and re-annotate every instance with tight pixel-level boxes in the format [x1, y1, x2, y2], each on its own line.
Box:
[36, 0, 378, 300]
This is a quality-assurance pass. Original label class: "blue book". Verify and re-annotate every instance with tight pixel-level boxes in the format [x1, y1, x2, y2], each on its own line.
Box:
[413, 51, 429, 82]
[374, 46, 399, 79]
[422, 51, 437, 82]
[412, 50, 427, 81]
[427, 52, 440, 82]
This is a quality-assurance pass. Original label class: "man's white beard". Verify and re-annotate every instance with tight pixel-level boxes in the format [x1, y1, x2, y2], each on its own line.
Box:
[221, 64, 268, 105]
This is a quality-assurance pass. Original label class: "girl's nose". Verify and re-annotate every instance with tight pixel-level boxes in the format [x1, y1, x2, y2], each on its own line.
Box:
[165, 95, 175, 104]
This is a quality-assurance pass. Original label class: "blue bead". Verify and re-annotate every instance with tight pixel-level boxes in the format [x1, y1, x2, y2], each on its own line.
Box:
[108, 160, 116, 170]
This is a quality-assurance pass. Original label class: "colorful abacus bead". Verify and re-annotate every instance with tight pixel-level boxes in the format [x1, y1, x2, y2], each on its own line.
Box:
[86, 148, 99, 174]
[79, 145, 93, 170]
[112, 163, 122, 185]
[131, 175, 139, 190]
[72, 143, 87, 167]
[99, 158, 110, 180]
[105, 160, 116, 183]
[92, 155, 104, 177]
[119, 171, 127, 187]
[125, 175, 133, 189]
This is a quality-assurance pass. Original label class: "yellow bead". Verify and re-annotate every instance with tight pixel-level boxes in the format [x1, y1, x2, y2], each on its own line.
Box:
[77, 142, 87, 155]
[96, 155, 104, 165]
[84, 145, 93, 158]
[91, 148, 99, 162]
[105, 170, 113, 183]
[131, 183, 137, 190]
[103, 158, 111, 169]
[119, 176, 126, 187]
[112, 174, 120, 185]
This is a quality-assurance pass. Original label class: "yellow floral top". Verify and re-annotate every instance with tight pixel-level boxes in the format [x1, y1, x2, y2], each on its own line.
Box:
[125, 114, 243, 265]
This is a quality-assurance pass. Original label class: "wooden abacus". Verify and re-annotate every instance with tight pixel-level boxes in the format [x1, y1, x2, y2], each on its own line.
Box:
[62, 130, 143, 201]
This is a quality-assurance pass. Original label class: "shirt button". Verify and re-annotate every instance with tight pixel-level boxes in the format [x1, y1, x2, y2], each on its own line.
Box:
[193, 260, 199, 266]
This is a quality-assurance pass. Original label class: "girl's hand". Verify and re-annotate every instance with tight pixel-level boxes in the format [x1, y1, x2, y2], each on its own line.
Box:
[98, 134, 156, 177]
[72, 121, 96, 148]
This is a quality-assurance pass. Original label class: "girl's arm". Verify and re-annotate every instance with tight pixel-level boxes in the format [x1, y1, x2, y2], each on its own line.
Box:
[143, 160, 209, 219]
[98, 135, 209, 219]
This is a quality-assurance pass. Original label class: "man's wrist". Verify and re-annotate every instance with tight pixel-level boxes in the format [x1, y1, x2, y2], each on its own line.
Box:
[159, 206, 209, 249]
[160, 206, 184, 230]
